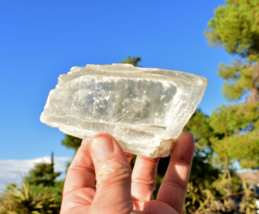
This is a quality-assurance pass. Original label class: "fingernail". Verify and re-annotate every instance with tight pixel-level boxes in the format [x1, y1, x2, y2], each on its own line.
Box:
[91, 136, 114, 161]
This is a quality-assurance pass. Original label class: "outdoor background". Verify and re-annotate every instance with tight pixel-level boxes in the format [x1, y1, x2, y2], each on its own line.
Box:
[1, 0, 259, 213]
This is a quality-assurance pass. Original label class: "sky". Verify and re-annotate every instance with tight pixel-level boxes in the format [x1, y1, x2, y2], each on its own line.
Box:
[0, 157, 72, 191]
[0, 0, 233, 188]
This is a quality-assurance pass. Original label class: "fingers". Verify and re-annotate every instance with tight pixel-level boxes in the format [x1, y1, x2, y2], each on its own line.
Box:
[144, 201, 178, 214]
[63, 139, 95, 195]
[157, 131, 194, 214]
[89, 133, 133, 214]
[131, 156, 159, 202]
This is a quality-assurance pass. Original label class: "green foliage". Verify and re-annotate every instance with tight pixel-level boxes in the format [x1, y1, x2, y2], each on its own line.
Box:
[205, 0, 259, 169]
[217, 60, 259, 102]
[25, 163, 61, 187]
[205, 0, 259, 62]
[120, 55, 141, 66]
[25, 153, 61, 187]
[61, 135, 82, 152]
[205, 0, 259, 105]
[209, 104, 259, 168]
[184, 153, 220, 213]
[30, 180, 65, 208]
[239, 178, 257, 214]
[0, 181, 60, 214]
[0, 154, 64, 213]
[190, 1, 259, 213]
[184, 109, 214, 147]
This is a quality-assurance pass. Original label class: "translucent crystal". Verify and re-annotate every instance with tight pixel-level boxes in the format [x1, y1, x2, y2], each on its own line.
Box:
[40, 64, 208, 158]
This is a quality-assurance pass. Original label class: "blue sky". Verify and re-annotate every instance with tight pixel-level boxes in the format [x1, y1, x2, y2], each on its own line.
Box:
[0, 0, 232, 165]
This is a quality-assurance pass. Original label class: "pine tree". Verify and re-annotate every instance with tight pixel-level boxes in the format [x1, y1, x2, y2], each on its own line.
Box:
[205, 0, 259, 175]
[25, 152, 61, 187]
[191, 0, 259, 212]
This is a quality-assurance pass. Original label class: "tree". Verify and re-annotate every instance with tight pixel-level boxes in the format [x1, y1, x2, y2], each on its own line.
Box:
[61, 135, 82, 152]
[205, 0, 259, 176]
[205, 0, 259, 63]
[193, 0, 259, 213]
[9, 153, 65, 213]
[25, 153, 61, 187]
[205, 0, 259, 104]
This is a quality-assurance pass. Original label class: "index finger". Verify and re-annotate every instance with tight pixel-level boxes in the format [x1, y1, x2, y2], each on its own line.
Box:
[63, 139, 96, 195]
[157, 131, 194, 214]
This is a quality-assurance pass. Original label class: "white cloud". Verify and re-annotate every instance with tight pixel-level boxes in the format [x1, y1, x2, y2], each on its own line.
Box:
[0, 156, 72, 192]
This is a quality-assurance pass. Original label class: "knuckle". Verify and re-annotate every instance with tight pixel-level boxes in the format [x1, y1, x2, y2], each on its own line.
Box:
[163, 180, 188, 191]
[132, 177, 156, 188]
[96, 160, 131, 186]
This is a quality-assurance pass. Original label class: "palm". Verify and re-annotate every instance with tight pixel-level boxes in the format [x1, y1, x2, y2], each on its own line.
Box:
[61, 132, 194, 214]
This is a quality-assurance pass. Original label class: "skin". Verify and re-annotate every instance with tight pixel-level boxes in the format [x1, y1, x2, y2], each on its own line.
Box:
[61, 131, 194, 214]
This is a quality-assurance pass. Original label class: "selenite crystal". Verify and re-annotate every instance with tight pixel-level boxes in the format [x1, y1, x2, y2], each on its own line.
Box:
[40, 63, 208, 158]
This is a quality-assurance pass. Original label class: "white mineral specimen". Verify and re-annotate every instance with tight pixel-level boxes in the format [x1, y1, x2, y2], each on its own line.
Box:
[40, 63, 208, 158]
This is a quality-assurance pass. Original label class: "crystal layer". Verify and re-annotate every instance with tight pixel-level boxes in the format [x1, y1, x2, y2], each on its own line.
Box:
[40, 64, 208, 157]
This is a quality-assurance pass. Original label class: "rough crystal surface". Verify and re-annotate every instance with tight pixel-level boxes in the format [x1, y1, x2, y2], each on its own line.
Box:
[40, 64, 208, 157]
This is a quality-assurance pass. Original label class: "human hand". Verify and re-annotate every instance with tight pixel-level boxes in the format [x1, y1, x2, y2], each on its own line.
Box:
[61, 131, 194, 214]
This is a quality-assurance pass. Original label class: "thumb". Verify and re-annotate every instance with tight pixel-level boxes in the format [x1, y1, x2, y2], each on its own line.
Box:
[89, 133, 133, 214]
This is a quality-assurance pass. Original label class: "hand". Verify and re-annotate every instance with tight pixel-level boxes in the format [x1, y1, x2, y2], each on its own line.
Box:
[61, 131, 194, 214]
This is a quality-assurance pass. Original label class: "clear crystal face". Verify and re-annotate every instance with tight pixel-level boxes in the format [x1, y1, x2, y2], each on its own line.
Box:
[40, 64, 208, 157]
